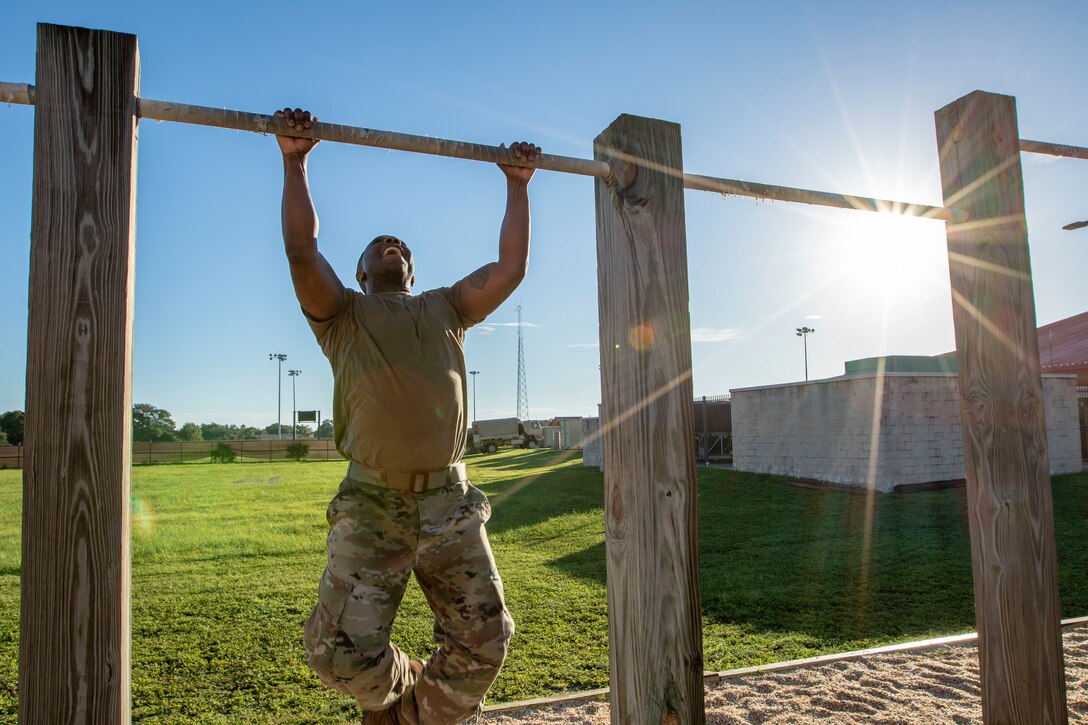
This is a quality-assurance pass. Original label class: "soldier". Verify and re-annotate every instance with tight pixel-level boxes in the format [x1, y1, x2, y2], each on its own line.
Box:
[275, 107, 540, 724]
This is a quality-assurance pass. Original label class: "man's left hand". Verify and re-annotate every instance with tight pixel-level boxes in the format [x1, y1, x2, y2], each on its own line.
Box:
[497, 142, 542, 183]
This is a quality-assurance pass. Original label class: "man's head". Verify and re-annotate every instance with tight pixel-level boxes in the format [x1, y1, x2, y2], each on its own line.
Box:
[356, 235, 415, 293]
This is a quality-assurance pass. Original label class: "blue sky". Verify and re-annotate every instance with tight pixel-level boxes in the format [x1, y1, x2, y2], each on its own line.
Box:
[1, 1, 1086, 427]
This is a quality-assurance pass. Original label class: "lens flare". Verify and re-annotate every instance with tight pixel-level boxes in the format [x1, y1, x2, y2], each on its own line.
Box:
[131, 496, 156, 538]
[628, 323, 656, 351]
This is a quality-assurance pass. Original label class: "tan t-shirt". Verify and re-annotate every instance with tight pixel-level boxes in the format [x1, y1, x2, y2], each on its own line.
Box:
[306, 286, 474, 472]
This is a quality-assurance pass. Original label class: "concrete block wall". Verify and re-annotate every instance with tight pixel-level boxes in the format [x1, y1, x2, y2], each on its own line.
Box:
[581, 417, 603, 470]
[1044, 376, 1082, 469]
[731, 373, 1081, 491]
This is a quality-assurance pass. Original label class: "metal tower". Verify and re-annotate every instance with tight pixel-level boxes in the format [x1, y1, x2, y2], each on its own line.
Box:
[516, 305, 528, 420]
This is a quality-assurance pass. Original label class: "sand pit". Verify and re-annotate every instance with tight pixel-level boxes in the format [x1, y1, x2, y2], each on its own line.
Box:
[486, 624, 1088, 724]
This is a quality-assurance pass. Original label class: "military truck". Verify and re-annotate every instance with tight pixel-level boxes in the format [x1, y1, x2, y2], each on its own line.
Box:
[472, 417, 547, 454]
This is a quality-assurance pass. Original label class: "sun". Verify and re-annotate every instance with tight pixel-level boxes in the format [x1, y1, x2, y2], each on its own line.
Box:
[828, 209, 949, 301]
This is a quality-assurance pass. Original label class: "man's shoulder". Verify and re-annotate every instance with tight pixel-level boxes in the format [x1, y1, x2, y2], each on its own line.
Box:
[419, 285, 453, 298]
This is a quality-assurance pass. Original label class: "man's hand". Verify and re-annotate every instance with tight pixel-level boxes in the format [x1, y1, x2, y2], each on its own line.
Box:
[275, 107, 319, 157]
[497, 142, 542, 183]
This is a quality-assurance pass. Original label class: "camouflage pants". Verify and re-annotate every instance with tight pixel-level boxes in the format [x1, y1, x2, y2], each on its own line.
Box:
[304, 474, 514, 724]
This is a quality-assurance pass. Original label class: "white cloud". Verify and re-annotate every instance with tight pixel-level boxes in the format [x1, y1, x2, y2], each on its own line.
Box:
[472, 321, 539, 336]
[565, 342, 599, 348]
[804, 315, 823, 320]
[691, 327, 742, 343]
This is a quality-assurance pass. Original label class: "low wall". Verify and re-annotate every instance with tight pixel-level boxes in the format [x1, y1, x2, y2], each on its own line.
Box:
[731, 373, 1082, 492]
[0, 445, 22, 470]
[581, 417, 602, 470]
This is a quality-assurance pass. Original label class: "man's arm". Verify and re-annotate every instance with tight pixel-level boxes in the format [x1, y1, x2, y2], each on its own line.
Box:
[454, 142, 542, 323]
[277, 108, 345, 321]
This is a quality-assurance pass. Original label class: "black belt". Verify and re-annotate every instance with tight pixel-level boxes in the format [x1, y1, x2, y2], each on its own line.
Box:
[347, 460, 467, 494]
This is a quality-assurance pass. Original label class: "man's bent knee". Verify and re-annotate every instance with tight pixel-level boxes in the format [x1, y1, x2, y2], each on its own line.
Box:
[474, 607, 514, 667]
[446, 604, 514, 672]
[304, 604, 406, 707]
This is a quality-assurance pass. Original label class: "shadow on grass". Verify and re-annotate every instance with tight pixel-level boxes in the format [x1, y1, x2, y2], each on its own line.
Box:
[466, 449, 568, 473]
[484, 451, 604, 538]
[693, 468, 977, 646]
[540, 466, 1088, 649]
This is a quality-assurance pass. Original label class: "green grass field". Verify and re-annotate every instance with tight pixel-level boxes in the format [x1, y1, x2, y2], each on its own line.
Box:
[0, 450, 1085, 723]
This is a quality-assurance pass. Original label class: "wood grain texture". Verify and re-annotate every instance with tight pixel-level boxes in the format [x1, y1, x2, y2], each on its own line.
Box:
[934, 91, 1068, 724]
[21, 23, 139, 724]
[594, 114, 704, 725]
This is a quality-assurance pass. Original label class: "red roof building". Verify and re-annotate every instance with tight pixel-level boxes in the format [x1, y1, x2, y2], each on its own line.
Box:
[937, 310, 1088, 387]
[1039, 311, 1088, 386]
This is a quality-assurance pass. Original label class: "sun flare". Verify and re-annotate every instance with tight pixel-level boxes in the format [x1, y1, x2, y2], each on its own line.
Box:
[828, 210, 948, 301]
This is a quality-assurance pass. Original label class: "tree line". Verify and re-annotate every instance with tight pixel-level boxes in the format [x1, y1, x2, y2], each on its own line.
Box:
[0, 402, 330, 444]
[133, 403, 333, 442]
[0, 407, 332, 445]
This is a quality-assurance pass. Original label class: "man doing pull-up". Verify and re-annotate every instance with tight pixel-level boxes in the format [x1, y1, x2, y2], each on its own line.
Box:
[275, 107, 540, 724]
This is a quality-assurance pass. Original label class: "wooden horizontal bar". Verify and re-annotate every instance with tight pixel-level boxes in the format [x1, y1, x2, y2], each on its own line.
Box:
[3, 80, 971, 221]
[0, 81, 32, 105]
[1020, 138, 1088, 160]
[683, 171, 963, 221]
[138, 97, 613, 178]
[1, 81, 608, 177]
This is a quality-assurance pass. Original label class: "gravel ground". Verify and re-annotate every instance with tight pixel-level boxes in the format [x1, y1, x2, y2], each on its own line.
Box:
[484, 624, 1088, 724]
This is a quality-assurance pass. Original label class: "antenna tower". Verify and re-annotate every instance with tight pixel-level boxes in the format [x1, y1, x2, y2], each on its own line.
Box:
[516, 305, 528, 419]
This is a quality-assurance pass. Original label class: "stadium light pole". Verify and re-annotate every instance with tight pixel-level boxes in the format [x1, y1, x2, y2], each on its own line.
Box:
[289, 369, 302, 440]
[796, 327, 815, 381]
[270, 353, 287, 438]
[469, 370, 480, 422]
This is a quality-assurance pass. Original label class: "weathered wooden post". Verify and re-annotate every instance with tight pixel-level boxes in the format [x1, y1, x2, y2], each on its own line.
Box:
[594, 115, 704, 724]
[21, 23, 139, 723]
[934, 91, 1068, 723]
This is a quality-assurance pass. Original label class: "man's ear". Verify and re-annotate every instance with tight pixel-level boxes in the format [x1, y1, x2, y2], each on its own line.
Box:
[357, 272, 367, 291]
[409, 274, 415, 287]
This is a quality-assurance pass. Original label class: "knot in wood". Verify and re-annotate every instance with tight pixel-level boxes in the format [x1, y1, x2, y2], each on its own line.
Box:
[609, 486, 624, 527]
[961, 391, 993, 429]
[602, 148, 637, 190]
[660, 712, 681, 725]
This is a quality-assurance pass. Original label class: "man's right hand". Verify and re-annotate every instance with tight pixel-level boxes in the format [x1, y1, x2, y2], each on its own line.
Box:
[275, 107, 319, 157]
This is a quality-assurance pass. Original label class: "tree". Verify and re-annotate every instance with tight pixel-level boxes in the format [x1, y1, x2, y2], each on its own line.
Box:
[316, 419, 334, 440]
[235, 425, 262, 440]
[0, 410, 24, 445]
[177, 422, 203, 441]
[200, 422, 231, 440]
[199, 422, 262, 441]
[132, 404, 177, 442]
[293, 423, 314, 439]
[209, 443, 236, 463]
[0, 430, 7, 446]
[286, 442, 310, 461]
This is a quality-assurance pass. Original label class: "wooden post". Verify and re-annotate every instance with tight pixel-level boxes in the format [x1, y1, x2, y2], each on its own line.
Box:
[21, 23, 139, 724]
[934, 91, 1068, 723]
[594, 115, 704, 725]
